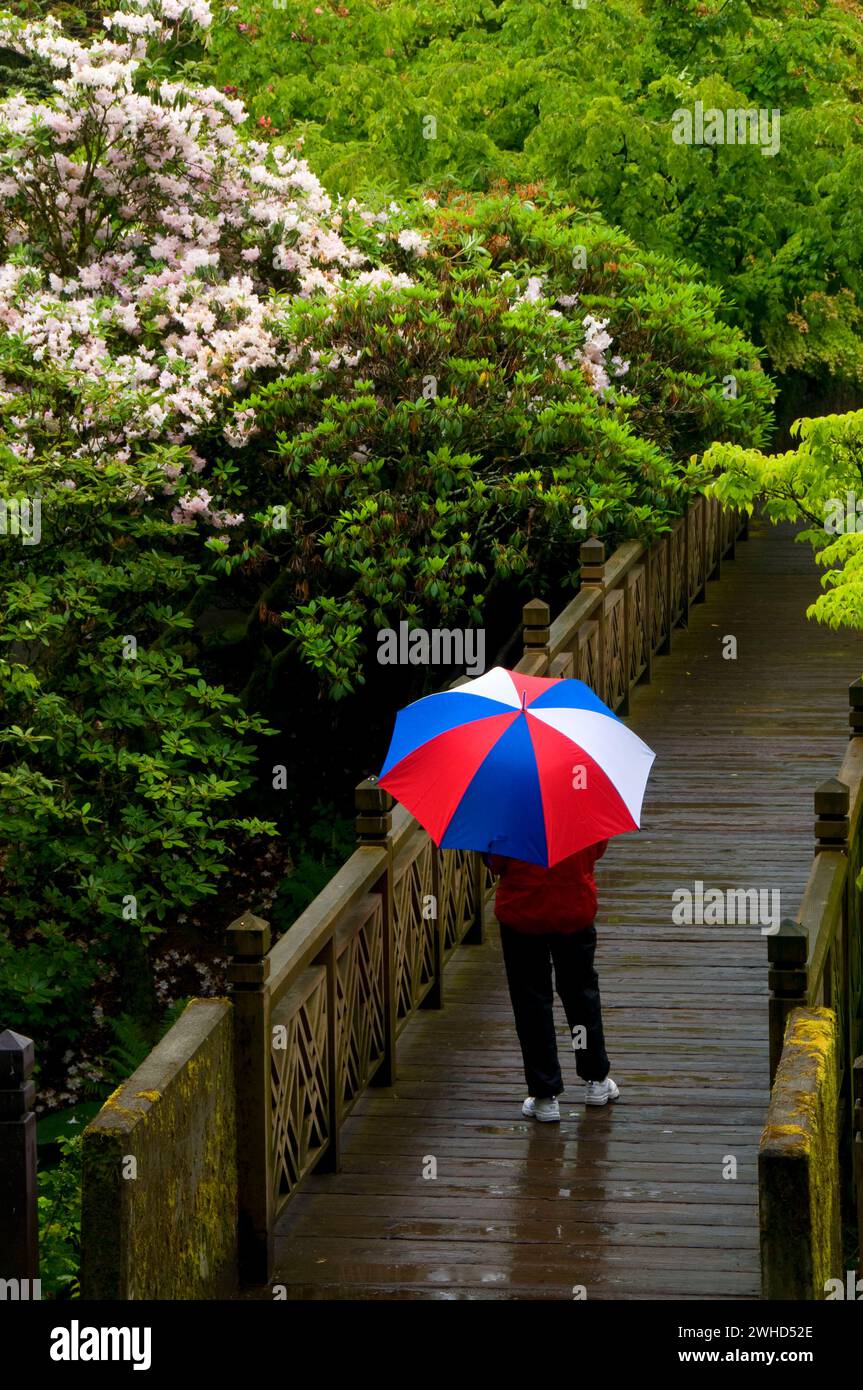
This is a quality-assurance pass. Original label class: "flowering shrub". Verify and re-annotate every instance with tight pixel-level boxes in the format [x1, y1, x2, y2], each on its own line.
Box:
[0, 0, 773, 1058]
[0, 2, 417, 479]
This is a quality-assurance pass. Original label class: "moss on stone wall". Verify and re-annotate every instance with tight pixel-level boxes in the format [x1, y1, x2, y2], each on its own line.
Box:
[758, 1006, 842, 1299]
[81, 998, 238, 1300]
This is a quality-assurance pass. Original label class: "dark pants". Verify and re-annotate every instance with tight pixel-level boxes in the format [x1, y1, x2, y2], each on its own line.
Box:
[499, 922, 610, 1097]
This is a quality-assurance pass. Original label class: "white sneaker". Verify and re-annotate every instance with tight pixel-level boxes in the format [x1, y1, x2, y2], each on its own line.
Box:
[584, 1077, 619, 1107]
[522, 1095, 560, 1122]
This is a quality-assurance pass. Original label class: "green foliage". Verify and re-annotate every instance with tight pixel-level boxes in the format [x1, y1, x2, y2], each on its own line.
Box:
[209, 0, 863, 389]
[269, 800, 355, 931]
[0, 442, 277, 1047]
[38, 1133, 83, 1299]
[194, 191, 772, 701]
[695, 408, 863, 635]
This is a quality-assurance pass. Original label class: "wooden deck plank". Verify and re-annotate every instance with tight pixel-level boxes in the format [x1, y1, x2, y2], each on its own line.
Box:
[265, 519, 862, 1300]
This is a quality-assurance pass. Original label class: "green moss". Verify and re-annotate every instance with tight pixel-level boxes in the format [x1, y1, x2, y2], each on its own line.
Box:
[761, 1006, 842, 1298]
[81, 1000, 238, 1299]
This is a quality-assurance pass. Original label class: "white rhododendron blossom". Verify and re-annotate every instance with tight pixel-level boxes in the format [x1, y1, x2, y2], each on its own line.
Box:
[0, 0, 422, 524]
[512, 281, 624, 398]
[395, 228, 429, 258]
[550, 316, 628, 399]
[514, 275, 546, 307]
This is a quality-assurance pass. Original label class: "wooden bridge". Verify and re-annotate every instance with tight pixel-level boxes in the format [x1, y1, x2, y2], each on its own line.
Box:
[227, 504, 862, 1302]
[68, 498, 863, 1302]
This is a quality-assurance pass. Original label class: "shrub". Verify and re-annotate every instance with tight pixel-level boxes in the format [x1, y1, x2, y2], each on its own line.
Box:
[209, 0, 863, 392]
[38, 1132, 83, 1299]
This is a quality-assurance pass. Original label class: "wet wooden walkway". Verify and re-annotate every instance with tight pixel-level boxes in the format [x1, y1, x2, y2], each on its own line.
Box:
[263, 520, 860, 1299]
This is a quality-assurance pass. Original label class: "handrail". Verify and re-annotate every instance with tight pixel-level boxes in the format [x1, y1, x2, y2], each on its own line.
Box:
[266, 844, 387, 998]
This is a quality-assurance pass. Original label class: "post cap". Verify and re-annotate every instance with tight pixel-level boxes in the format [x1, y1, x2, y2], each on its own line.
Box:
[355, 777, 394, 814]
[579, 537, 606, 566]
[226, 912, 271, 958]
[767, 919, 808, 965]
[814, 777, 850, 816]
[0, 1029, 35, 1085]
[522, 598, 550, 626]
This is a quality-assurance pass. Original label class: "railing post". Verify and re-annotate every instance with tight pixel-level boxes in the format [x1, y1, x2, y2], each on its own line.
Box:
[356, 777, 397, 1087]
[227, 911, 273, 1286]
[579, 538, 606, 698]
[814, 777, 850, 853]
[521, 598, 550, 672]
[768, 921, 809, 1084]
[0, 1030, 38, 1288]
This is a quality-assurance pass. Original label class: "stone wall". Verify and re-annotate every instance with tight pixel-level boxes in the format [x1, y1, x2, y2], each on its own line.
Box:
[80, 998, 237, 1299]
[759, 1005, 842, 1299]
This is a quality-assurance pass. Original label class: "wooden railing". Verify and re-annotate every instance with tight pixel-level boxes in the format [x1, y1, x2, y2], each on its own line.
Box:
[768, 689, 863, 1262]
[228, 494, 746, 1283]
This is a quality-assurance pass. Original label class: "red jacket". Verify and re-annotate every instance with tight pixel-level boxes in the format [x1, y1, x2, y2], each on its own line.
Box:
[489, 842, 608, 934]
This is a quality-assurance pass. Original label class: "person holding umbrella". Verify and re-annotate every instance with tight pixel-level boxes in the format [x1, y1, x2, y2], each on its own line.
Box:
[485, 841, 615, 1121]
[378, 666, 655, 1124]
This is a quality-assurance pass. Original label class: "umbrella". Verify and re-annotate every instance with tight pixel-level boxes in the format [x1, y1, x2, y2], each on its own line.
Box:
[378, 666, 655, 867]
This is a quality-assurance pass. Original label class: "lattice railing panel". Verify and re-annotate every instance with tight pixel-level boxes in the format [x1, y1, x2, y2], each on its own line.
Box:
[670, 521, 687, 625]
[439, 847, 477, 954]
[604, 590, 626, 711]
[335, 896, 385, 1109]
[393, 837, 436, 1020]
[650, 540, 669, 652]
[270, 967, 329, 1213]
[627, 564, 649, 685]
[577, 619, 600, 695]
[706, 498, 720, 575]
[688, 501, 704, 600]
